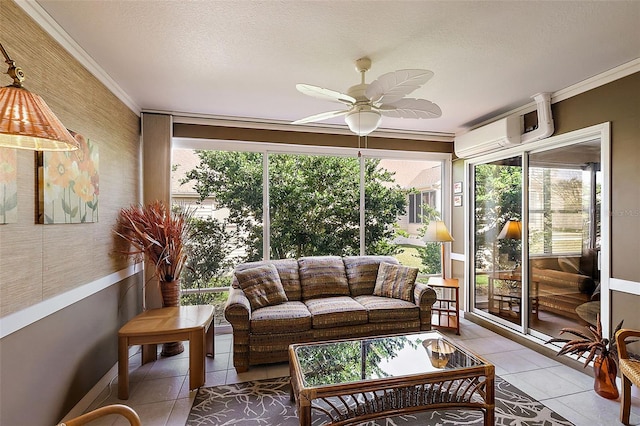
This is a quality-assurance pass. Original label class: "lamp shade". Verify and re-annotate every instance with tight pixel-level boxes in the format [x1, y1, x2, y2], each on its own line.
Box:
[497, 219, 522, 240]
[423, 221, 454, 243]
[0, 85, 79, 151]
[344, 108, 381, 136]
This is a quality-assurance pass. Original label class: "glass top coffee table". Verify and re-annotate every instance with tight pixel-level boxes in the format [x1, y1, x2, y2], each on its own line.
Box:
[288, 331, 494, 425]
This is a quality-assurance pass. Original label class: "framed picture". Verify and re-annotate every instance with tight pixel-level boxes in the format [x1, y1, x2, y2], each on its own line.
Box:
[453, 194, 463, 207]
[36, 131, 99, 224]
[453, 181, 463, 194]
[0, 148, 18, 224]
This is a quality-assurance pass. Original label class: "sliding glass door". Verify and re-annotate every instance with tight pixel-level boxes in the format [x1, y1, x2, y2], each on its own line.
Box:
[470, 134, 603, 338]
[472, 156, 523, 327]
[528, 140, 601, 338]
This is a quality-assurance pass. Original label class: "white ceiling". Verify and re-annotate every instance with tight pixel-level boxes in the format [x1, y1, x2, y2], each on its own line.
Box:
[34, 0, 640, 137]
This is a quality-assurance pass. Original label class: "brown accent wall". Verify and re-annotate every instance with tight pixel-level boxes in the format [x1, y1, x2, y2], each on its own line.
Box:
[552, 72, 640, 282]
[0, 2, 141, 424]
[173, 123, 454, 153]
[552, 72, 640, 334]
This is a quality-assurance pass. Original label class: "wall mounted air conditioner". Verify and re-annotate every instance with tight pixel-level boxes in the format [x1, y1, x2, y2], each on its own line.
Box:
[454, 115, 521, 158]
[455, 93, 554, 158]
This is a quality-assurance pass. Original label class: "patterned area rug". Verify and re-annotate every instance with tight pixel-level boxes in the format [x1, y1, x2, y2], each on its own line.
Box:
[187, 376, 574, 425]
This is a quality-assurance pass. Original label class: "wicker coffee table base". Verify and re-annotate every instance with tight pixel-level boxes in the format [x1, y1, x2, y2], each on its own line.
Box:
[290, 369, 495, 425]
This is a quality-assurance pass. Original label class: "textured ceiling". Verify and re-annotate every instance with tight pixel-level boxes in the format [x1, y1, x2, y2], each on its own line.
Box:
[35, 0, 640, 136]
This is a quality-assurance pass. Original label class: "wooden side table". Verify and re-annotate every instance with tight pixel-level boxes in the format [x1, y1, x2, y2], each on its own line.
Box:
[427, 277, 460, 335]
[118, 305, 215, 400]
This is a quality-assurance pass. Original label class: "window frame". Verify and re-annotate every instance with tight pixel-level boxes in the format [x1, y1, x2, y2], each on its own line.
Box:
[172, 138, 452, 259]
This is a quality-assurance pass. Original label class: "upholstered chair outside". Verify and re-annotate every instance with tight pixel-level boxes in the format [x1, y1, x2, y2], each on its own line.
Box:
[56, 404, 141, 426]
[616, 329, 640, 425]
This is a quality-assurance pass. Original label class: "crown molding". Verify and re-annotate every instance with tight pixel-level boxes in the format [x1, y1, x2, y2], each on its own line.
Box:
[16, 0, 141, 115]
[553, 57, 640, 103]
[457, 58, 640, 135]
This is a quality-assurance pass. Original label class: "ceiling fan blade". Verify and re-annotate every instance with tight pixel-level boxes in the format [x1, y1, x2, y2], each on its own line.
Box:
[296, 84, 356, 105]
[379, 98, 442, 119]
[292, 109, 350, 125]
[366, 69, 434, 105]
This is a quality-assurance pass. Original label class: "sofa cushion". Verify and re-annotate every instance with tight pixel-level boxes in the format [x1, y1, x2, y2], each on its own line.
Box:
[235, 264, 288, 310]
[343, 255, 399, 296]
[354, 295, 419, 323]
[250, 301, 312, 334]
[373, 262, 418, 302]
[304, 296, 368, 329]
[298, 256, 350, 300]
[234, 259, 302, 301]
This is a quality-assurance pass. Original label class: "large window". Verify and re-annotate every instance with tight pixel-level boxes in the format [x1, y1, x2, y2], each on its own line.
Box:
[171, 143, 449, 323]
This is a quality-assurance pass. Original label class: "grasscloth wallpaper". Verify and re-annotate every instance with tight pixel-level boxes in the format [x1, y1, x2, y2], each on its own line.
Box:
[0, 1, 140, 317]
[1, 3, 141, 424]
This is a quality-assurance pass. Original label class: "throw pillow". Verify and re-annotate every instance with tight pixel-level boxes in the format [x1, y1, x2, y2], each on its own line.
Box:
[373, 262, 418, 302]
[298, 256, 350, 300]
[235, 264, 288, 310]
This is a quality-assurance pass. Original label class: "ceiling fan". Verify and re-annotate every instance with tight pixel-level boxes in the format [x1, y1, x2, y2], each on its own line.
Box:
[292, 57, 442, 136]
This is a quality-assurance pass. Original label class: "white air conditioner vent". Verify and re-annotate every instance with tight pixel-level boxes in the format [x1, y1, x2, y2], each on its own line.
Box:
[454, 115, 521, 158]
[455, 93, 553, 159]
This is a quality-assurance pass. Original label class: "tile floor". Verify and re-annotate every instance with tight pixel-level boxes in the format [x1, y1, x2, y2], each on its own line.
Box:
[81, 318, 639, 425]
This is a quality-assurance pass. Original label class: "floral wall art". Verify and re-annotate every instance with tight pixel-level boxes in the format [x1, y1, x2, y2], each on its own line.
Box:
[0, 148, 18, 224]
[37, 131, 99, 224]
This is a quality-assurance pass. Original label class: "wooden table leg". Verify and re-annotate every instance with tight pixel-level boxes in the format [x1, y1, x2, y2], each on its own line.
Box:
[189, 328, 205, 390]
[118, 336, 129, 400]
[142, 343, 158, 365]
[205, 320, 214, 357]
[485, 369, 495, 426]
[298, 395, 311, 426]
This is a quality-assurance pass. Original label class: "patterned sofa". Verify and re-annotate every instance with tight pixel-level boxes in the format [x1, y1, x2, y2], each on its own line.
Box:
[532, 250, 598, 320]
[224, 255, 438, 372]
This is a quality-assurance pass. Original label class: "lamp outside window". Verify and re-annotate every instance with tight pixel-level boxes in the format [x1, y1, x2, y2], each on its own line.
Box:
[0, 43, 78, 151]
[344, 106, 381, 136]
[497, 219, 522, 240]
[496, 219, 522, 271]
[423, 220, 454, 278]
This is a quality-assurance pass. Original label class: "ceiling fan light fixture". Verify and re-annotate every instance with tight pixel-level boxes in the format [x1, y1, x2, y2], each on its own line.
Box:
[344, 108, 381, 136]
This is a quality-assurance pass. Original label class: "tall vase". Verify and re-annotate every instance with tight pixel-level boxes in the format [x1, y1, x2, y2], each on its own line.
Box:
[593, 354, 619, 399]
[160, 280, 184, 357]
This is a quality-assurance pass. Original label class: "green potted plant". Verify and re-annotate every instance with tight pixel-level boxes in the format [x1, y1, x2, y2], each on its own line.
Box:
[546, 314, 623, 399]
[115, 200, 193, 355]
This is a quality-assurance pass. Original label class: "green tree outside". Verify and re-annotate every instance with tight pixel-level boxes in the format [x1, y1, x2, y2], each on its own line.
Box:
[184, 152, 408, 260]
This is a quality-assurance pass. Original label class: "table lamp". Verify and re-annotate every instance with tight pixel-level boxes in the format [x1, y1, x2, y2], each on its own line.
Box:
[423, 221, 454, 278]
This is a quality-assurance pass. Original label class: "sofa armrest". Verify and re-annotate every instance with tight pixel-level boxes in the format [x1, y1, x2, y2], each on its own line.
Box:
[224, 286, 251, 324]
[414, 282, 437, 330]
[224, 286, 252, 372]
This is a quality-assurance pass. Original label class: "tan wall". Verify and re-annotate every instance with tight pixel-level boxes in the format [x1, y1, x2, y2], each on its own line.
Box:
[552, 72, 640, 282]
[449, 159, 466, 305]
[552, 72, 640, 332]
[0, 2, 141, 424]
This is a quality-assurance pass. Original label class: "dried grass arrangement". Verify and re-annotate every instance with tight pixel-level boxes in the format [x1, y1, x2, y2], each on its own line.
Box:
[115, 201, 193, 283]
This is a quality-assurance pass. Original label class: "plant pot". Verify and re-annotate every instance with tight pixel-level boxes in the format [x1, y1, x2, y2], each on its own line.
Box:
[593, 354, 619, 399]
[160, 280, 184, 357]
